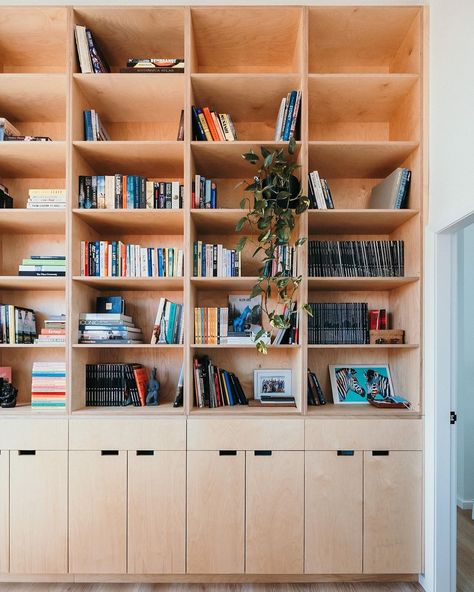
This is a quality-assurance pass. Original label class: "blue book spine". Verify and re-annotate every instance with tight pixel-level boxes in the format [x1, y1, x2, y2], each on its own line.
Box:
[282, 91, 297, 141]
[395, 170, 411, 209]
[84, 111, 93, 141]
[111, 241, 117, 276]
[147, 248, 152, 277]
[157, 249, 163, 277]
[169, 248, 174, 277]
[223, 371, 235, 405]
[133, 175, 139, 209]
[95, 241, 100, 276]
[126, 176, 134, 209]
[202, 244, 206, 277]
[205, 180, 212, 208]
[211, 183, 217, 209]
[167, 303, 176, 344]
[231, 251, 235, 277]
[191, 106, 206, 141]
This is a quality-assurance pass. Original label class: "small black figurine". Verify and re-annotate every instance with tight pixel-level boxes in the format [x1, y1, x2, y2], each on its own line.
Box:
[0, 378, 18, 408]
[146, 367, 160, 406]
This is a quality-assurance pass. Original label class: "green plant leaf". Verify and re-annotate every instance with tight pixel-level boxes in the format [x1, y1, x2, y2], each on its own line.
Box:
[240, 197, 249, 209]
[242, 151, 259, 163]
[254, 328, 266, 341]
[288, 135, 296, 155]
[250, 284, 262, 298]
[302, 303, 313, 317]
[263, 153, 274, 169]
[261, 146, 271, 158]
[258, 229, 271, 242]
[252, 246, 263, 257]
[295, 237, 306, 247]
[256, 341, 268, 355]
[236, 236, 247, 253]
[235, 217, 248, 232]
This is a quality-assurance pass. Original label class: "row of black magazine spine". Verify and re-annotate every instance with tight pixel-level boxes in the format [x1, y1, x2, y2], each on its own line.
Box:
[308, 240, 405, 277]
[86, 363, 141, 407]
[308, 302, 369, 345]
[307, 369, 327, 406]
[194, 356, 248, 408]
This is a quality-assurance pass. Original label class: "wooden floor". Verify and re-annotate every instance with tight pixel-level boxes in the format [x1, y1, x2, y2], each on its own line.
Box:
[0, 584, 423, 592]
[458, 507, 474, 592]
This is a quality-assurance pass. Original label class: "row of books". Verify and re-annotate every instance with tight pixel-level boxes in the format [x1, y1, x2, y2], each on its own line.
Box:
[274, 90, 301, 141]
[79, 312, 144, 345]
[194, 355, 248, 408]
[308, 302, 369, 345]
[0, 305, 37, 344]
[193, 241, 241, 278]
[75, 25, 110, 74]
[85, 363, 147, 406]
[262, 245, 297, 278]
[192, 106, 237, 141]
[369, 168, 411, 209]
[27, 189, 66, 210]
[194, 307, 228, 345]
[192, 175, 217, 209]
[78, 175, 183, 209]
[308, 171, 334, 209]
[34, 315, 66, 345]
[18, 255, 66, 277]
[150, 298, 184, 345]
[83, 110, 110, 141]
[0, 117, 51, 142]
[80, 242, 184, 278]
[308, 240, 405, 278]
[31, 362, 66, 410]
[307, 368, 327, 406]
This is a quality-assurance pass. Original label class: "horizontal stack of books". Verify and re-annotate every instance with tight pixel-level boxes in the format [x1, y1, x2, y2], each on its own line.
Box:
[75, 25, 110, 73]
[194, 307, 228, 345]
[86, 363, 148, 406]
[274, 90, 301, 141]
[369, 168, 411, 209]
[192, 175, 217, 208]
[308, 302, 369, 345]
[262, 245, 297, 278]
[27, 188, 66, 209]
[194, 355, 248, 408]
[308, 240, 405, 277]
[308, 171, 334, 209]
[0, 306, 36, 344]
[83, 110, 110, 141]
[192, 106, 237, 141]
[78, 175, 183, 209]
[1, 117, 51, 142]
[307, 368, 327, 406]
[193, 241, 241, 277]
[79, 312, 144, 345]
[151, 298, 184, 345]
[0, 183, 13, 208]
[121, 58, 184, 73]
[18, 255, 66, 277]
[80, 242, 184, 278]
[34, 315, 66, 346]
[31, 362, 66, 410]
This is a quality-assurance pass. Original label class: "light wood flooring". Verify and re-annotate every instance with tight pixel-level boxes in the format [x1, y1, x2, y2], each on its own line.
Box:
[0, 584, 423, 592]
[458, 507, 474, 592]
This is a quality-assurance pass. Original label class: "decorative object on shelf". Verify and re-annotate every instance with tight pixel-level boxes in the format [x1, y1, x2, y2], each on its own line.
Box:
[0, 378, 17, 408]
[370, 329, 405, 345]
[236, 138, 310, 352]
[329, 364, 396, 405]
[254, 368, 292, 403]
[369, 394, 411, 409]
[145, 367, 160, 406]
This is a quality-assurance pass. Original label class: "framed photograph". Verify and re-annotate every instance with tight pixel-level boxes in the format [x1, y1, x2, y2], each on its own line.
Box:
[329, 364, 395, 404]
[254, 369, 292, 400]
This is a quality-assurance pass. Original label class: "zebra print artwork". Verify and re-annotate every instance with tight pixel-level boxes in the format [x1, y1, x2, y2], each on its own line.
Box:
[330, 365, 395, 404]
[334, 367, 366, 402]
[364, 369, 393, 401]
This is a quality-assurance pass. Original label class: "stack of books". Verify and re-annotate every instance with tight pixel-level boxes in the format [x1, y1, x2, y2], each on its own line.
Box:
[31, 362, 66, 410]
[150, 298, 184, 345]
[78, 175, 183, 209]
[80, 242, 184, 278]
[192, 175, 217, 208]
[18, 255, 66, 277]
[368, 168, 411, 209]
[1, 117, 51, 142]
[194, 355, 248, 408]
[308, 240, 405, 277]
[308, 171, 334, 209]
[74, 25, 110, 73]
[86, 363, 148, 406]
[34, 315, 66, 346]
[194, 307, 228, 345]
[307, 368, 327, 406]
[83, 110, 110, 141]
[192, 106, 237, 141]
[27, 189, 66, 209]
[193, 241, 241, 277]
[79, 312, 144, 345]
[0, 183, 13, 208]
[262, 245, 297, 278]
[0, 306, 37, 344]
[274, 90, 301, 141]
[120, 58, 184, 73]
[308, 302, 369, 345]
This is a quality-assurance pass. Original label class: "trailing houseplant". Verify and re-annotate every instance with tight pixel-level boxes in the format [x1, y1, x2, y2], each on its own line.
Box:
[236, 137, 311, 353]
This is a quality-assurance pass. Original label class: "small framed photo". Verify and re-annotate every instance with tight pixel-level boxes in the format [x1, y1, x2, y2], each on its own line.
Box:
[329, 364, 395, 404]
[254, 369, 292, 400]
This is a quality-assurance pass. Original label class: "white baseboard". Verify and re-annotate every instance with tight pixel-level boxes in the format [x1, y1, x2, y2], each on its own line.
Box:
[456, 496, 473, 510]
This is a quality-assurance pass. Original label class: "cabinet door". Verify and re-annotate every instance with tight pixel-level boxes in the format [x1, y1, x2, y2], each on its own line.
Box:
[0, 451, 9, 574]
[364, 450, 422, 574]
[246, 450, 304, 574]
[10, 450, 68, 574]
[187, 450, 245, 574]
[69, 450, 127, 574]
[128, 450, 185, 574]
[305, 451, 363, 574]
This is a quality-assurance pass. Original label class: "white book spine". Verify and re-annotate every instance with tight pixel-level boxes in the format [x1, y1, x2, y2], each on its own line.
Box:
[171, 181, 180, 209]
[274, 97, 287, 141]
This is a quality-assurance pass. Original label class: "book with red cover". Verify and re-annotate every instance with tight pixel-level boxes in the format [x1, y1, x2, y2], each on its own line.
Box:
[0, 367, 12, 382]
[132, 364, 148, 406]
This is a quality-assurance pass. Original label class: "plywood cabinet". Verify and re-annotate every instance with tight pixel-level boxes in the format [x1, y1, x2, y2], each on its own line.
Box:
[69, 450, 127, 574]
[246, 451, 304, 574]
[10, 450, 68, 574]
[363, 450, 422, 574]
[187, 450, 245, 574]
[0, 451, 9, 575]
[128, 450, 185, 574]
[305, 450, 363, 574]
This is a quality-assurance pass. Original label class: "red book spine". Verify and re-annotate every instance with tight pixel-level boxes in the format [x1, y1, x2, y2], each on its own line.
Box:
[202, 107, 220, 141]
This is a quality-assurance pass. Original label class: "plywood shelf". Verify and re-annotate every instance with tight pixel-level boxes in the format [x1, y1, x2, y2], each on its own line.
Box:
[71, 402, 183, 416]
[307, 344, 419, 350]
[191, 344, 300, 350]
[72, 209, 184, 234]
[306, 404, 420, 418]
[307, 209, 419, 234]
[191, 209, 246, 234]
[72, 276, 184, 291]
[308, 277, 419, 291]
[73, 344, 183, 349]
[190, 277, 259, 291]
[0, 142, 66, 177]
[0, 209, 65, 234]
[190, 405, 300, 416]
[0, 74, 67, 122]
[0, 276, 65, 291]
[0, 343, 65, 349]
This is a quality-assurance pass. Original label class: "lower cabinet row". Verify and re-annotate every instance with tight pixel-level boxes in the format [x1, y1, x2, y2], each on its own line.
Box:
[0, 448, 422, 576]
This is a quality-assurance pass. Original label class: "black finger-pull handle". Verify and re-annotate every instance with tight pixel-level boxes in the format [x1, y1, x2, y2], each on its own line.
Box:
[337, 450, 355, 456]
[254, 450, 272, 456]
[372, 450, 390, 456]
[219, 450, 237, 456]
[101, 450, 119, 456]
[136, 450, 154, 456]
[18, 450, 36, 456]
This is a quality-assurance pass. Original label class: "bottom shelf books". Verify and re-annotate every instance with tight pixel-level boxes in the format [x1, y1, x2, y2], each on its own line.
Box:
[31, 362, 66, 410]
[194, 355, 248, 408]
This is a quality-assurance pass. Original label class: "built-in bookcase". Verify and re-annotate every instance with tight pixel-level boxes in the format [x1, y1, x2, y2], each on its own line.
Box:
[0, 5, 425, 418]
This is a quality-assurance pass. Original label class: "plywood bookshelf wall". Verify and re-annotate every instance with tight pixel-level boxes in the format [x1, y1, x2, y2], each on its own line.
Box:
[0, 5, 425, 419]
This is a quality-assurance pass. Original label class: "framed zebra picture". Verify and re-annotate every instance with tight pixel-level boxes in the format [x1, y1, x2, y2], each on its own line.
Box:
[329, 364, 395, 404]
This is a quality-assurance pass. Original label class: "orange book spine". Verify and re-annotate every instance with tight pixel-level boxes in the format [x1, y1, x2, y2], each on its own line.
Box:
[202, 107, 220, 141]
